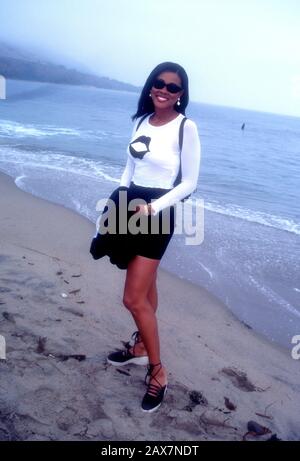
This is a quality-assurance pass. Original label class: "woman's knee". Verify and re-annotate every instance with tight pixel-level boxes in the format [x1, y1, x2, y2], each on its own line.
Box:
[123, 255, 159, 314]
[123, 291, 147, 315]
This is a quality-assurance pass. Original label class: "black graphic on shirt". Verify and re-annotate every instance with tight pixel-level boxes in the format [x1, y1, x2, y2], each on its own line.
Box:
[129, 136, 151, 159]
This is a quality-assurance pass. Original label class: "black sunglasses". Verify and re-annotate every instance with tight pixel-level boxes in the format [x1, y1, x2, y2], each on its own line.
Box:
[152, 78, 183, 94]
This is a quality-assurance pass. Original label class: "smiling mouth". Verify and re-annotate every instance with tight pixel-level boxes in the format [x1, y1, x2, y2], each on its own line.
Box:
[156, 95, 168, 102]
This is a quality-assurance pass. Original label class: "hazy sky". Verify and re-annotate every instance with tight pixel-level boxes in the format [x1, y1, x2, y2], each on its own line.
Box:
[0, 0, 300, 116]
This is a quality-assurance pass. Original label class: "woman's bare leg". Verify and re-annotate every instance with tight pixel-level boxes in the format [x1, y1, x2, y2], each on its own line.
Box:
[123, 255, 167, 386]
[129, 270, 157, 356]
[147, 272, 158, 313]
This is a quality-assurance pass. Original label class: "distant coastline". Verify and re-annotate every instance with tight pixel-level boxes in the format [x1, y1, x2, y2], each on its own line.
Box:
[0, 43, 140, 93]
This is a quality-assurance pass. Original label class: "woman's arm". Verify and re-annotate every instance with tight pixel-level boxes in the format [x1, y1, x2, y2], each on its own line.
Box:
[119, 154, 135, 187]
[119, 118, 141, 187]
[150, 120, 201, 215]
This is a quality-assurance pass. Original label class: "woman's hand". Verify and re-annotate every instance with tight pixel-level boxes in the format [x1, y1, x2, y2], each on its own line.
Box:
[135, 203, 154, 216]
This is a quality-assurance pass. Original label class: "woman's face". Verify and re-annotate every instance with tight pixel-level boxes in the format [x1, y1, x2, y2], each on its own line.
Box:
[151, 71, 184, 111]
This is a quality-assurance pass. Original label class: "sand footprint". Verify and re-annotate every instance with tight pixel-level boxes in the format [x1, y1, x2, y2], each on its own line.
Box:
[220, 367, 262, 392]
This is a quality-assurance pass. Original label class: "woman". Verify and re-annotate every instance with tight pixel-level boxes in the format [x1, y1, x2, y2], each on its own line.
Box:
[91, 62, 201, 412]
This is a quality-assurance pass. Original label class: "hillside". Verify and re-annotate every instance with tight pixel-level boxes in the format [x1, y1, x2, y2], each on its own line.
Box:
[0, 42, 139, 93]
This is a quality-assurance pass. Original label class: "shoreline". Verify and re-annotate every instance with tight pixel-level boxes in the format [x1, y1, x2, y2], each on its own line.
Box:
[8, 167, 298, 350]
[0, 170, 299, 441]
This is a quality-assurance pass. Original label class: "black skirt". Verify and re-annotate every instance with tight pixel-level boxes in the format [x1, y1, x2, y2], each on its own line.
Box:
[90, 181, 175, 269]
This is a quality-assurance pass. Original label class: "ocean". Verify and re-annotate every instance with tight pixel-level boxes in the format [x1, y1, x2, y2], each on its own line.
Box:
[0, 79, 299, 349]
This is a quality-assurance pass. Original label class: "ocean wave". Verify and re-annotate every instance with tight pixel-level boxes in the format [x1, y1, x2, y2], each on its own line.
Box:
[202, 199, 300, 236]
[0, 144, 299, 236]
[249, 276, 300, 319]
[0, 119, 82, 138]
[0, 145, 120, 184]
[15, 174, 27, 187]
[0, 119, 125, 140]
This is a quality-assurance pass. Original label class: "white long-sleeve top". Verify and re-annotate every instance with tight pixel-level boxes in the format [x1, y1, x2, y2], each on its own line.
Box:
[119, 113, 201, 215]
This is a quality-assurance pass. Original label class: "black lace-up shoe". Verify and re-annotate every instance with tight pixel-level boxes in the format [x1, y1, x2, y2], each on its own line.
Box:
[107, 331, 149, 366]
[141, 363, 168, 412]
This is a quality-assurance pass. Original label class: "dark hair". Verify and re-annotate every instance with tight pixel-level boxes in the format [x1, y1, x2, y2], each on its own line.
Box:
[132, 62, 189, 120]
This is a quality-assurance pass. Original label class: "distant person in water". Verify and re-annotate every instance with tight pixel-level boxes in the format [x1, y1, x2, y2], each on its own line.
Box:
[90, 62, 201, 412]
[241, 123, 245, 130]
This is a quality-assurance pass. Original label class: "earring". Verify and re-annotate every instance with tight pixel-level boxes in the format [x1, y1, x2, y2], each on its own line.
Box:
[149, 92, 152, 97]
[177, 98, 181, 106]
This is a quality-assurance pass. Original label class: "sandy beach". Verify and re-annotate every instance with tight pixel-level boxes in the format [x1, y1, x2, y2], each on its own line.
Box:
[0, 170, 299, 441]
